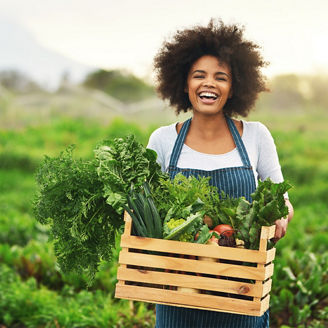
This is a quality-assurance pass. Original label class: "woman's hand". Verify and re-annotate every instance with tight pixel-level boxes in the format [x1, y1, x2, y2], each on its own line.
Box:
[273, 199, 294, 242]
[273, 217, 289, 242]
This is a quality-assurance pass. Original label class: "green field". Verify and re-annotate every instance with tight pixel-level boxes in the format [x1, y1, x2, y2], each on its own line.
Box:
[0, 111, 327, 327]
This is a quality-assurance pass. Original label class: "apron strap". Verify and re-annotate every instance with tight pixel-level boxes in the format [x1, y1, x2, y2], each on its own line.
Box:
[168, 118, 192, 169]
[226, 116, 252, 168]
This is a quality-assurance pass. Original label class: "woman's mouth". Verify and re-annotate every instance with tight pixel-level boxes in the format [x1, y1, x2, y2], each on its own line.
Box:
[198, 91, 218, 104]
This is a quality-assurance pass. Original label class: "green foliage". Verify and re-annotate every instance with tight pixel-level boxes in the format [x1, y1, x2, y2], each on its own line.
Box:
[0, 169, 34, 212]
[0, 117, 152, 167]
[164, 218, 191, 241]
[154, 174, 215, 224]
[0, 235, 122, 293]
[0, 152, 38, 171]
[0, 169, 44, 246]
[95, 135, 164, 214]
[271, 251, 328, 327]
[0, 212, 46, 246]
[156, 174, 290, 249]
[152, 174, 290, 248]
[0, 263, 155, 328]
[237, 179, 291, 249]
[125, 182, 163, 239]
[163, 213, 204, 242]
[34, 146, 119, 284]
[207, 179, 291, 249]
[83, 69, 155, 103]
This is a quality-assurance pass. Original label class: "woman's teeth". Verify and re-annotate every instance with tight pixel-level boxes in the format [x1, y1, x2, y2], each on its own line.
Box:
[199, 92, 218, 100]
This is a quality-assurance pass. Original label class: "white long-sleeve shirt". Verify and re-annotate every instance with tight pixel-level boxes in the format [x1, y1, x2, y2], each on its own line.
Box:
[147, 120, 285, 187]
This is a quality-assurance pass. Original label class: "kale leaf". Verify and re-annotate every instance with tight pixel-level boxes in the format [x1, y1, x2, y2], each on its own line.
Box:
[234, 179, 292, 249]
[94, 135, 165, 214]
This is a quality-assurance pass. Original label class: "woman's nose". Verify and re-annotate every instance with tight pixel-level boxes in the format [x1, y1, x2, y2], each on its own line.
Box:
[202, 76, 215, 87]
[203, 80, 215, 88]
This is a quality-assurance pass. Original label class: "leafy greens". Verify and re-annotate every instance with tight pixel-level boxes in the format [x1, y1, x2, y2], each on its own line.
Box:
[34, 134, 292, 286]
[34, 135, 164, 285]
[95, 135, 165, 214]
[34, 146, 118, 283]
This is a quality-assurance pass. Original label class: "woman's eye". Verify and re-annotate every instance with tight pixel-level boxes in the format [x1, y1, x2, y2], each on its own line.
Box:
[194, 75, 204, 79]
[216, 77, 227, 81]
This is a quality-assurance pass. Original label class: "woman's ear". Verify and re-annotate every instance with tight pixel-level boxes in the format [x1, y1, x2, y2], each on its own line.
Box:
[184, 84, 188, 93]
[228, 88, 233, 99]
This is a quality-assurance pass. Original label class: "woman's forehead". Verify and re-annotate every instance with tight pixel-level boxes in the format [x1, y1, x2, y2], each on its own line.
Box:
[189, 55, 231, 73]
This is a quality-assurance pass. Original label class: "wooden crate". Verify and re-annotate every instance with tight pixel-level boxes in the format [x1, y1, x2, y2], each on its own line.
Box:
[115, 212, 276, 316]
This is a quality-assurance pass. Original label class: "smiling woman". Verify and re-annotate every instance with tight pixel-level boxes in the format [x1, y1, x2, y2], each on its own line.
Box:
[153, 19, 268, 118]
[147, 18, 294, 328]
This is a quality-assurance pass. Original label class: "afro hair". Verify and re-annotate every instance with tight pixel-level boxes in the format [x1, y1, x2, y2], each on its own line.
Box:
[153, 19, 268, 117]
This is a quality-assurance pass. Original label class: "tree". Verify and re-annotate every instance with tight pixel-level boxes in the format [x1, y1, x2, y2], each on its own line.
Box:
[82, 69, 155, 103]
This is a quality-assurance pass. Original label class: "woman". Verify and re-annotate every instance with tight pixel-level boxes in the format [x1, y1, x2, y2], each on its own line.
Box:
[147, 19, 294, 328]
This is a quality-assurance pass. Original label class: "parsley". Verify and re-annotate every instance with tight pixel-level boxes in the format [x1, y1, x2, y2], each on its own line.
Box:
[34, 146, 117, 284]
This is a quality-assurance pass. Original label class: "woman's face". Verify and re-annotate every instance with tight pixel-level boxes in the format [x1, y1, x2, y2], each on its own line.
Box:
[185, 55, 232, 116]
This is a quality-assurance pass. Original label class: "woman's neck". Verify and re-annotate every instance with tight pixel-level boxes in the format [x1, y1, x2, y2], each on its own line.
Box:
[190, 111, 229, 141]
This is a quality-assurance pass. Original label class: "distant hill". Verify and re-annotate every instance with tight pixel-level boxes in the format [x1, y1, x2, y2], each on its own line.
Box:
[0, 17, 94, 89]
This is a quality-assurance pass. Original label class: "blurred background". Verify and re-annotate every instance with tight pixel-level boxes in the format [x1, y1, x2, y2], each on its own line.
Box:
[0, 1, 327, 327]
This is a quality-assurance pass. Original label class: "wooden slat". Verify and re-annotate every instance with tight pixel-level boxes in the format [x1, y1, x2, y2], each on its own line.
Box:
[264, 263, 274, 279]
[262, 279, 272, 297]
[260, 294, 270, 314]
[254, 263, 264, 304]
[260, 225, 276, 240]
[115, 284, 267, 316]
[117, 266, 269, 297]
[266, 248, 276, 263]
[123, 211, 132, 235]
[120, 235, 271, 264]
[119, 251, 267, 280]
[259, 226, 275, 252]
[116, 258, 127, 286]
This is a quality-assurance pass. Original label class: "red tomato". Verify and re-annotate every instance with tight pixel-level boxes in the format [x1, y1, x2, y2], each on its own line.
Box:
[213, 224, 234, 237]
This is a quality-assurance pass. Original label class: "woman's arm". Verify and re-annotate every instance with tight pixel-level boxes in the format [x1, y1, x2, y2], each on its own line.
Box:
[273, 198, 294, 242]
[254, 122, 294, 242]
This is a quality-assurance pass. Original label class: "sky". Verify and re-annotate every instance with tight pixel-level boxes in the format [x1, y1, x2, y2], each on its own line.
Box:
[1, 0, 328, 82]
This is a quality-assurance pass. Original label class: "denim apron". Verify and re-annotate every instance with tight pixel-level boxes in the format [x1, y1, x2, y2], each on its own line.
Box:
[155, 116, 269, 328]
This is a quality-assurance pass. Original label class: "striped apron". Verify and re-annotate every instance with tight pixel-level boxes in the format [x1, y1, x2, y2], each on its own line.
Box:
[155, 116, 269, 328]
